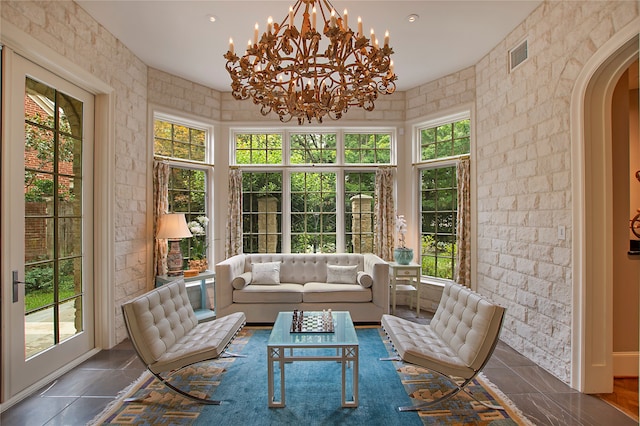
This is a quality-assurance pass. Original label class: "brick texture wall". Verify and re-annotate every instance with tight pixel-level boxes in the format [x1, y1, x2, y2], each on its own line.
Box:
[474, 1, 638, 382]
[405, 66, 475, 122]
[148, 68, 222, 120]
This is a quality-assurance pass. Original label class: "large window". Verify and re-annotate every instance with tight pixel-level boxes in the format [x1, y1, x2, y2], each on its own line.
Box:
[291, 171, 337, 253]
[154, 116, 213, 265]
[235, 130, 391, 254]
[242, 172, 283, 253]
[345, 172, 375, 253]
[418, 117, 470, 280]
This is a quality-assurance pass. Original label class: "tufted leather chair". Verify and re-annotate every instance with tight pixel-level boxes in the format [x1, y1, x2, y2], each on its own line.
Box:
[122, 279, 246, 404]
[381, 281, 505, 412]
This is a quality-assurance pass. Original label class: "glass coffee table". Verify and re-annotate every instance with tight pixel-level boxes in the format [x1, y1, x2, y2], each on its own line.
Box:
[267, 311, 359, 408]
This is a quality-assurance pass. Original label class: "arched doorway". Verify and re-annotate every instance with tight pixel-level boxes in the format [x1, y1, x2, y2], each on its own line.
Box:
[571, 21, 639, 393]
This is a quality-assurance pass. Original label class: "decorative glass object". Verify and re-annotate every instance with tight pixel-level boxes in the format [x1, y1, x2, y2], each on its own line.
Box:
[394, 248, 414, 265]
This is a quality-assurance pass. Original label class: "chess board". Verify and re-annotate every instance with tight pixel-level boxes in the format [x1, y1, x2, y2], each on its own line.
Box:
[290, 312, 335, 333]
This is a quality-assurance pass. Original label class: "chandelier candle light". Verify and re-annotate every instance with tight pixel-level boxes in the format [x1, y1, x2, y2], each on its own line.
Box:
[224, 0, 397, 124]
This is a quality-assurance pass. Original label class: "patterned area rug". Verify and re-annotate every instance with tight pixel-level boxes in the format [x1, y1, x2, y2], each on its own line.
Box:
[382, 343, 534, 425]
[90, 327, 533, 425]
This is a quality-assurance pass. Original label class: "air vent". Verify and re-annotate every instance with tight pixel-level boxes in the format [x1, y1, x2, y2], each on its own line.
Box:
[509, 40, 528, 71]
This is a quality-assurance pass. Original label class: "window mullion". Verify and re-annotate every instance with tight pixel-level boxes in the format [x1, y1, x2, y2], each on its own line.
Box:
[335, 169, 345, 252]
[336, 129, 344, 167]
[282, 170, 292, 253]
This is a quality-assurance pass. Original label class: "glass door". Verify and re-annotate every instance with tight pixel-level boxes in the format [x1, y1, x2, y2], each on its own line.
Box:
[2, 49, 94, 398]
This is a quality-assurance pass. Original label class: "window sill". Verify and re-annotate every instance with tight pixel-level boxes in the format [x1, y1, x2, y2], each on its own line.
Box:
[419, 277, 450, 288]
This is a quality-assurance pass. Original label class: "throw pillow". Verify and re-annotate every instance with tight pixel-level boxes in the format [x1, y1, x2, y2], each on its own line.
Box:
[232, 272, 252, 289]
[357, 271, 373, 288]
[326, 264, 358, 284]
[251, 262, 281, 285]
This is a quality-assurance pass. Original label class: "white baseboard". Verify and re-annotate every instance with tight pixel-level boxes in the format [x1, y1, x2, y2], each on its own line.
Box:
[613, 351, 639, 377]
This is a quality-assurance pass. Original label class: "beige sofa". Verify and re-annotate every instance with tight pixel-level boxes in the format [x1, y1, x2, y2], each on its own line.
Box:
[215, 253, 389, 323]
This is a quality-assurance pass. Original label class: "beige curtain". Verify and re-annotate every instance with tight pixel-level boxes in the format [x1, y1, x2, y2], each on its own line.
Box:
[153, 160, 171, 276]
[226, 168, 243, 258]
[374, 167, 395, 261]
[455, 158, 471, 286]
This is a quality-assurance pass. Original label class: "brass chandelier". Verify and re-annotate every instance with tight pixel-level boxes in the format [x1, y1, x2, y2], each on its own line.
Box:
[223, 0, 398, 124]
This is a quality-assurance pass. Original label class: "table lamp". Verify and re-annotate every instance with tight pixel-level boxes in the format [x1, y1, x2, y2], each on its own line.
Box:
[156, 213, 193, 276]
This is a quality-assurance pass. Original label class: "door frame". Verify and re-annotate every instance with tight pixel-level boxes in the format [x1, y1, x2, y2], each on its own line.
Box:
[570, 18, 639, 392]
[0, 21, 115, 408]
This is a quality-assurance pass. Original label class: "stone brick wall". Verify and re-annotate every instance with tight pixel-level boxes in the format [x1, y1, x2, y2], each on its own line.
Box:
[405, 66, 476, 122]
[474, 0, 638, 383]
[148, 68, 221, 120]
[2, 0, 149, 343]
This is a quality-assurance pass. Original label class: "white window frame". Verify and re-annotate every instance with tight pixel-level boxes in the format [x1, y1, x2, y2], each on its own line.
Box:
[152, 110, 215, 260]
[413, 111, 471, 284]
[231, 126, 396, 253]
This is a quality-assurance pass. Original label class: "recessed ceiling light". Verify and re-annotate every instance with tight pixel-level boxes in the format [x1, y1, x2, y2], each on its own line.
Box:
[407, 14, 419, 23]
[207, 15, 217, 23]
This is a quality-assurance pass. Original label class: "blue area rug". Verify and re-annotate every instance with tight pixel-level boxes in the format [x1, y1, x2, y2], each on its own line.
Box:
[194, 328, 421, 425]
[91, 327, 530, 425]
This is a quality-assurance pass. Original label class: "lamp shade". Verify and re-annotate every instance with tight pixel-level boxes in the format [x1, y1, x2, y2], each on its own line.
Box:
[156, 213, 193, 239]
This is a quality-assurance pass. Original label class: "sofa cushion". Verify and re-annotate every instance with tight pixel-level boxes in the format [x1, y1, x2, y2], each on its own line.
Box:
[232, 272, 252, 289]
[302, 282, 372, 303]
[326, 264, 358, 284]
[244, 254, 364, 284]
[251, 261, 281, 285]
[357, 271, 373, 288]
[233, 283, 304, 303]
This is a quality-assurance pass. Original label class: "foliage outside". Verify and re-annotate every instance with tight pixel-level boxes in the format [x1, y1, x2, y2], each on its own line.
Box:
[421, 234, 456, 280]
[24, 261, 79, 312]
[154, 120, 206, 162]
[418, 117, 468, 280]
[24, 80, 84, 319]
[420, 119, 469, 161]
[237, 133, 386, 254]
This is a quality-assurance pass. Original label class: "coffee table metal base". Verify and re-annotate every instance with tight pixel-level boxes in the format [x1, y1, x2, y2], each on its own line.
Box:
[267, 345, 359, 408]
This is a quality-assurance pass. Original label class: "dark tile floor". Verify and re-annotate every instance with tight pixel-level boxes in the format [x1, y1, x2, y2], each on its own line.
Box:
[1, 306, 637, 425]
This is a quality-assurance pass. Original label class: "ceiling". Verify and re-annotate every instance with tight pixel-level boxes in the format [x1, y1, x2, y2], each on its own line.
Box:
[76, 1, 541, 93]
